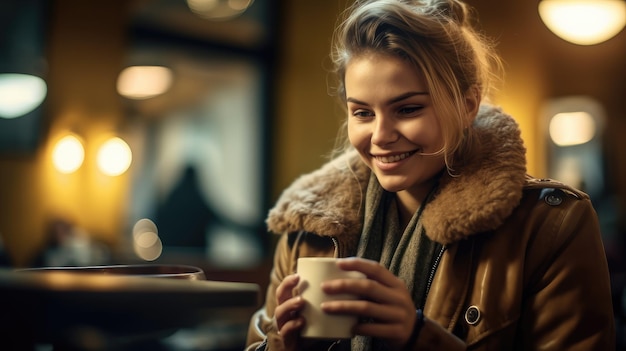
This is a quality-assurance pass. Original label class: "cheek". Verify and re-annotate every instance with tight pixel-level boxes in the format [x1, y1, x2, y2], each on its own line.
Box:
[404, 121, 444, 148]
[348, 128, 375, 168]
[347, 121, 368, 149]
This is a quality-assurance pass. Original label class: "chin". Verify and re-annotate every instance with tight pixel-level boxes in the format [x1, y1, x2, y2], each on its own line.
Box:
[376, 178, 408, 193]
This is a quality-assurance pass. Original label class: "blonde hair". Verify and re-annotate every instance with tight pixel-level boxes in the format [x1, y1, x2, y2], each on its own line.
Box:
[329, 0, 502, 171]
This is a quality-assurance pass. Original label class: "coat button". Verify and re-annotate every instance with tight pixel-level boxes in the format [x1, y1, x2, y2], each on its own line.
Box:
[545, 192, 563, 206]
[465, 305, 481, 325]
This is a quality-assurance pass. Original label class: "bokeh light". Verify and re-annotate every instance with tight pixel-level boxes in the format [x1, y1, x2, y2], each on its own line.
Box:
[539, 0, 626, 45]
[0, 73, 47, 119]
[187, 0, 254, 20]
[549, 111, 596, 146]
[116, 66, 173, 99]
[96, 137, 132, 176]
[132, 218, 163, 261]
[52, 134, 85, 174]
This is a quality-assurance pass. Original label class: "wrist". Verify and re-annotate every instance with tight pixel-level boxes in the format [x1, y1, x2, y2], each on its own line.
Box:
[403, 309, 425, 351]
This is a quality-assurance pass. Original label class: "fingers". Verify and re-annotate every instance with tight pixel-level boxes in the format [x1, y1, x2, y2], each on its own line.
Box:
[327, 257, 413, 308]
[280, 315, 305, 335]
[336, 257, 404, 289]
[321, 258, 417, 346]
[275, 295, 304, 330]
[274, 274, 306, 340]
[274, 259, 416, 347]
[276, 274, 300, 305]
[275, 302, 305, 349]
[321, 275, 375, 299]
[321, 292, 416, 346]
[353, 307, 417, 349]
[322, 299, 403, 321]
[321, 275, 411, 321]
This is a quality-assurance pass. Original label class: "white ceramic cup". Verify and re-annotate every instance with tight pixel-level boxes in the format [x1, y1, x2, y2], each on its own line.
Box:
[296, 257, 365, 339]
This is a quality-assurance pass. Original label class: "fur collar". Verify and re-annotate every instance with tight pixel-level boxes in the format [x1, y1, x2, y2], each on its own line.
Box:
[266, 105, 527, 245]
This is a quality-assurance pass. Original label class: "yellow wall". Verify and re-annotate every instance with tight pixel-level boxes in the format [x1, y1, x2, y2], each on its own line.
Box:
[0, 1, 131, 266]
[272, 1, 353, 197]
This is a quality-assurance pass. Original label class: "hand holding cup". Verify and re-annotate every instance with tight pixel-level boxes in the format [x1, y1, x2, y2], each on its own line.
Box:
[296, 257, 366, 339]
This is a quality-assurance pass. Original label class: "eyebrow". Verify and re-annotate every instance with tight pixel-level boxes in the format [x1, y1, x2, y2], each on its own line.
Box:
[346, 91, 429, 106]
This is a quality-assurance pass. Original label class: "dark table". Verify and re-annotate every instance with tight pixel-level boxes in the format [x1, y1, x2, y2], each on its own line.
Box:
[0, 265, 260, 350]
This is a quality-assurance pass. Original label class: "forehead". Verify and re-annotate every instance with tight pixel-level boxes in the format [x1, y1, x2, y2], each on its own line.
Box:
[344, 53, 427, 95]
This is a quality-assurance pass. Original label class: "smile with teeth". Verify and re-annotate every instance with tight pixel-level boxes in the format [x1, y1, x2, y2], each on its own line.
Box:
[375, 150, 418, 163]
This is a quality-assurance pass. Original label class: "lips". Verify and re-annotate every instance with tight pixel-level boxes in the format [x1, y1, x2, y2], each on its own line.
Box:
[374, 150, 418, 163]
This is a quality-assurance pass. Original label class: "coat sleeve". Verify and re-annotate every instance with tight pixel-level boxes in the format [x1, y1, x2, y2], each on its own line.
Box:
[245, 233, 338, 351]
[409, 187, 615, 350]
[518, 191, 615, 350]
[245, 234, 290, 351]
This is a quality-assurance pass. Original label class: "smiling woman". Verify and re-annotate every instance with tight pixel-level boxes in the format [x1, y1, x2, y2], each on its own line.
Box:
[345, 55, 449, 213]
[246, 1, 615, 350]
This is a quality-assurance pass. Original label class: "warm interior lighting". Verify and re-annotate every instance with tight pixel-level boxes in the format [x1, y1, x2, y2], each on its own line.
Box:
[52, 135, 85, 174]
[549, 111, 596, 146]
[538, 0, 626, 45]
[132, 218, 163, 261]
[187, 0, 254, 20]
[96, 137, 132, 176]
[0, 73, 47, 119]
[116, 66, 173, 99]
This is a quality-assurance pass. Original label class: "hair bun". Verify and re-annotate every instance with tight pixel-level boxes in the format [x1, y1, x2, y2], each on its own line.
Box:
[420, 0, 469, 25]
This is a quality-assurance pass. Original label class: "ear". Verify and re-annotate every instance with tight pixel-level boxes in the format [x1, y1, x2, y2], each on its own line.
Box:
[463, 85, 481, 126]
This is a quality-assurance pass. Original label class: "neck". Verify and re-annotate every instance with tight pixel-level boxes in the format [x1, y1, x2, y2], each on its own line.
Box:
[395, 195, 414, 231]
[395, 180, 438, 230]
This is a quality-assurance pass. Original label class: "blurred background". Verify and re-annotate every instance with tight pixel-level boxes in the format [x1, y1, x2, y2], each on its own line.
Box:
[0, 0, 625, 349]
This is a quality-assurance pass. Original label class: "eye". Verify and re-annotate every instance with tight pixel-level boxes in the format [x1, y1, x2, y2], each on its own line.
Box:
[398, 105, 423, 116]
[352, 109, 374, 118]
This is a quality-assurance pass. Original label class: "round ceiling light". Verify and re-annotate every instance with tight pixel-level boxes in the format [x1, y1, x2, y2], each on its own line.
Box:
[539, 0, 626, 45]
[0, 73, 47, 119]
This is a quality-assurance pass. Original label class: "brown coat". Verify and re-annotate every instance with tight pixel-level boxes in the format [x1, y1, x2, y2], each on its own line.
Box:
[246, 106, 615, 350]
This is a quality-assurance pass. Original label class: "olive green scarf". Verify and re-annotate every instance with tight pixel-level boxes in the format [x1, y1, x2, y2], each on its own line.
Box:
[351, 173, 441, 351]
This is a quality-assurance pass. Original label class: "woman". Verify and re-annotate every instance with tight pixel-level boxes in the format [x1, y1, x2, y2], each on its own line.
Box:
[246, 0, 615, 350]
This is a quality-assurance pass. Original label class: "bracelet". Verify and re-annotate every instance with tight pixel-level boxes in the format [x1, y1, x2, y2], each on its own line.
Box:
[403, 309, 425, 351]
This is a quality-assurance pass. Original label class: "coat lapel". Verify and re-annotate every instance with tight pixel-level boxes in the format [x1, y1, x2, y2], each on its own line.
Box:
[423, 239, 477, 333]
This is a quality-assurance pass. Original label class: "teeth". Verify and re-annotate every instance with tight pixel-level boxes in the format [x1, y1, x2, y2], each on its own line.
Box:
[377, 151, 416, 163]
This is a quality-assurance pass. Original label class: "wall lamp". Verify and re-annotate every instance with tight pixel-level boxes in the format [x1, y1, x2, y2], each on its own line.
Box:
[52, 134, 85, 174]
[0, 73, 47, 119]
[96, 137, 133, 176]
[52, 133, 132, 176]
[117, 66, 173, 100]
[186, 0, 255, 20]
[539, 0, 626, 45]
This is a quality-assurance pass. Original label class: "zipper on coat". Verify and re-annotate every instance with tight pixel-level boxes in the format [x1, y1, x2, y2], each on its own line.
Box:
[331, 236, 340, 257]
[424, 245, 446, 303]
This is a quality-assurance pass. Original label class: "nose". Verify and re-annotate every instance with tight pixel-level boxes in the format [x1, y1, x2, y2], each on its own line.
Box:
[371, 114, 398, 146]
